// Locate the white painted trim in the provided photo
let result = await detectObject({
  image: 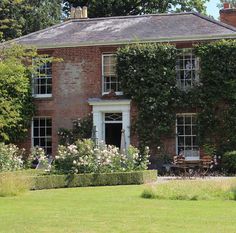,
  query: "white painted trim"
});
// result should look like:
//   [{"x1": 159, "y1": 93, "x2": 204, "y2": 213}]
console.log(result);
[
  {"x1": 102, "y1": 91, "x2": 124, "y2": 96},
  {"x1": 89, "y1": 100, "x2": 131, "y2": 148},
  {"x1": 88, "y1": 99, "x2": 131, "y2": 106},
  {"x1": 33, "y1": 94, "x2": 52, "y2": 98}
]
